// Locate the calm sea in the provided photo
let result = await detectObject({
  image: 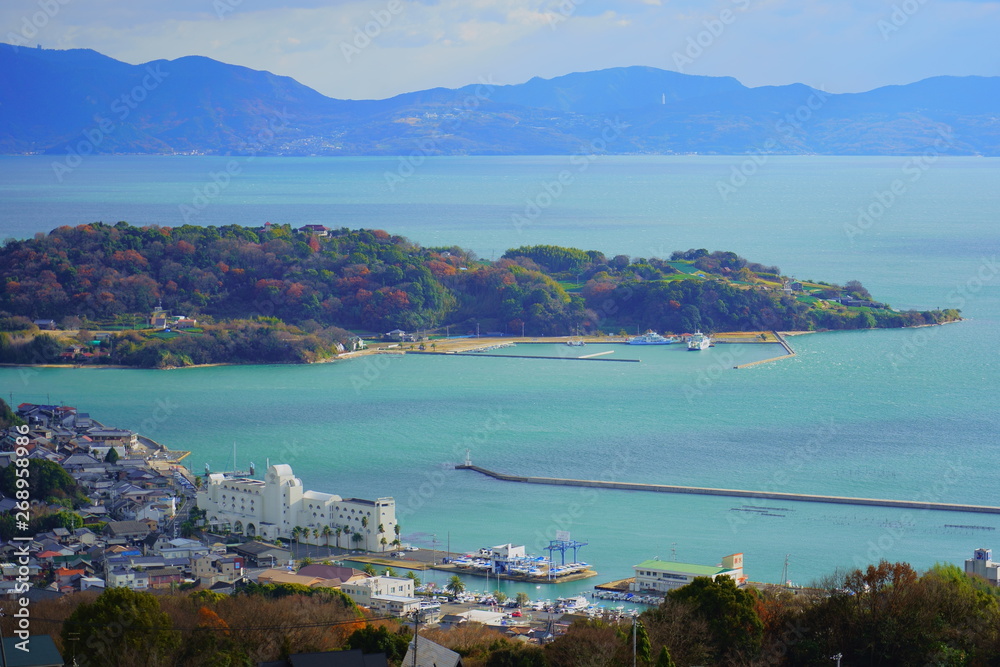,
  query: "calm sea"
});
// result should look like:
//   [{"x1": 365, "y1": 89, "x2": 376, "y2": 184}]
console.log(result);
[{"x1": 1, "y1": 155, "x2": 998, "y2": 597}]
